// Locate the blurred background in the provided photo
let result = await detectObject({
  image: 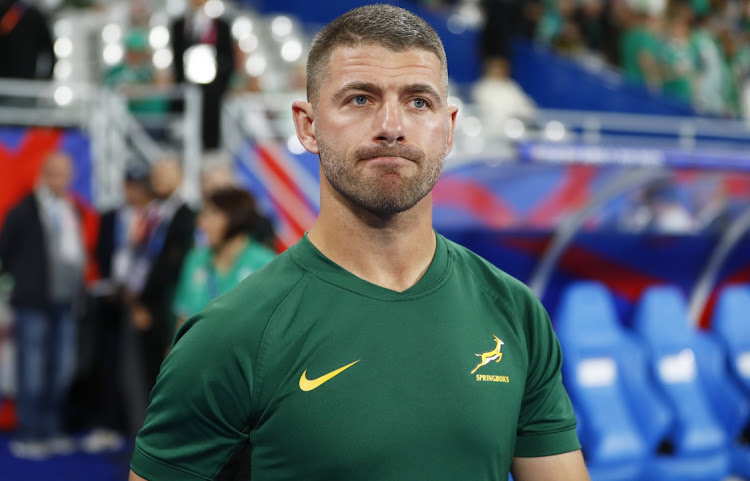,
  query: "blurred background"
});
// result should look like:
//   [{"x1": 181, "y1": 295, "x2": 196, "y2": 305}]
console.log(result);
[{"x1": 1, "y1": 0, "x2": 750, "y2": 480}]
